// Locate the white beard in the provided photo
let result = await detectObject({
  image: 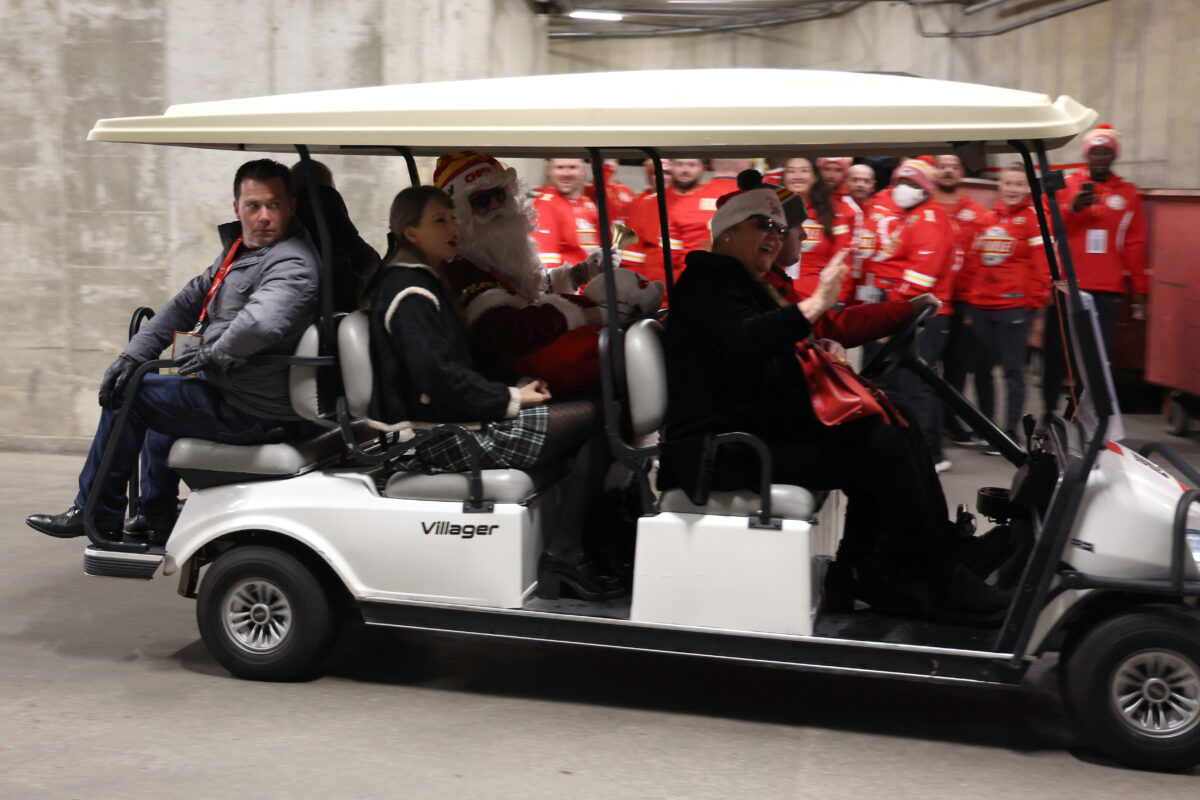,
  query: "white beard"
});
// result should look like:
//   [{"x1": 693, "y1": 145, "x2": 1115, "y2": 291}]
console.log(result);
[{"x1": 456, "y1": 186, "x2": 545, "y2": 304}]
